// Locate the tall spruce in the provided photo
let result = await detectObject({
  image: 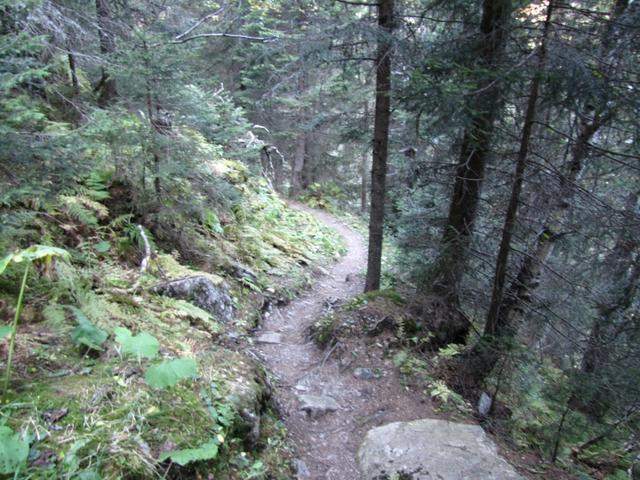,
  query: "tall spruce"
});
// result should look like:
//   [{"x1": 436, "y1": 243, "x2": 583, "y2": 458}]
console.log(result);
[{"x1": 364, "y1": 0, "x2": 394, "y2": 292}]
